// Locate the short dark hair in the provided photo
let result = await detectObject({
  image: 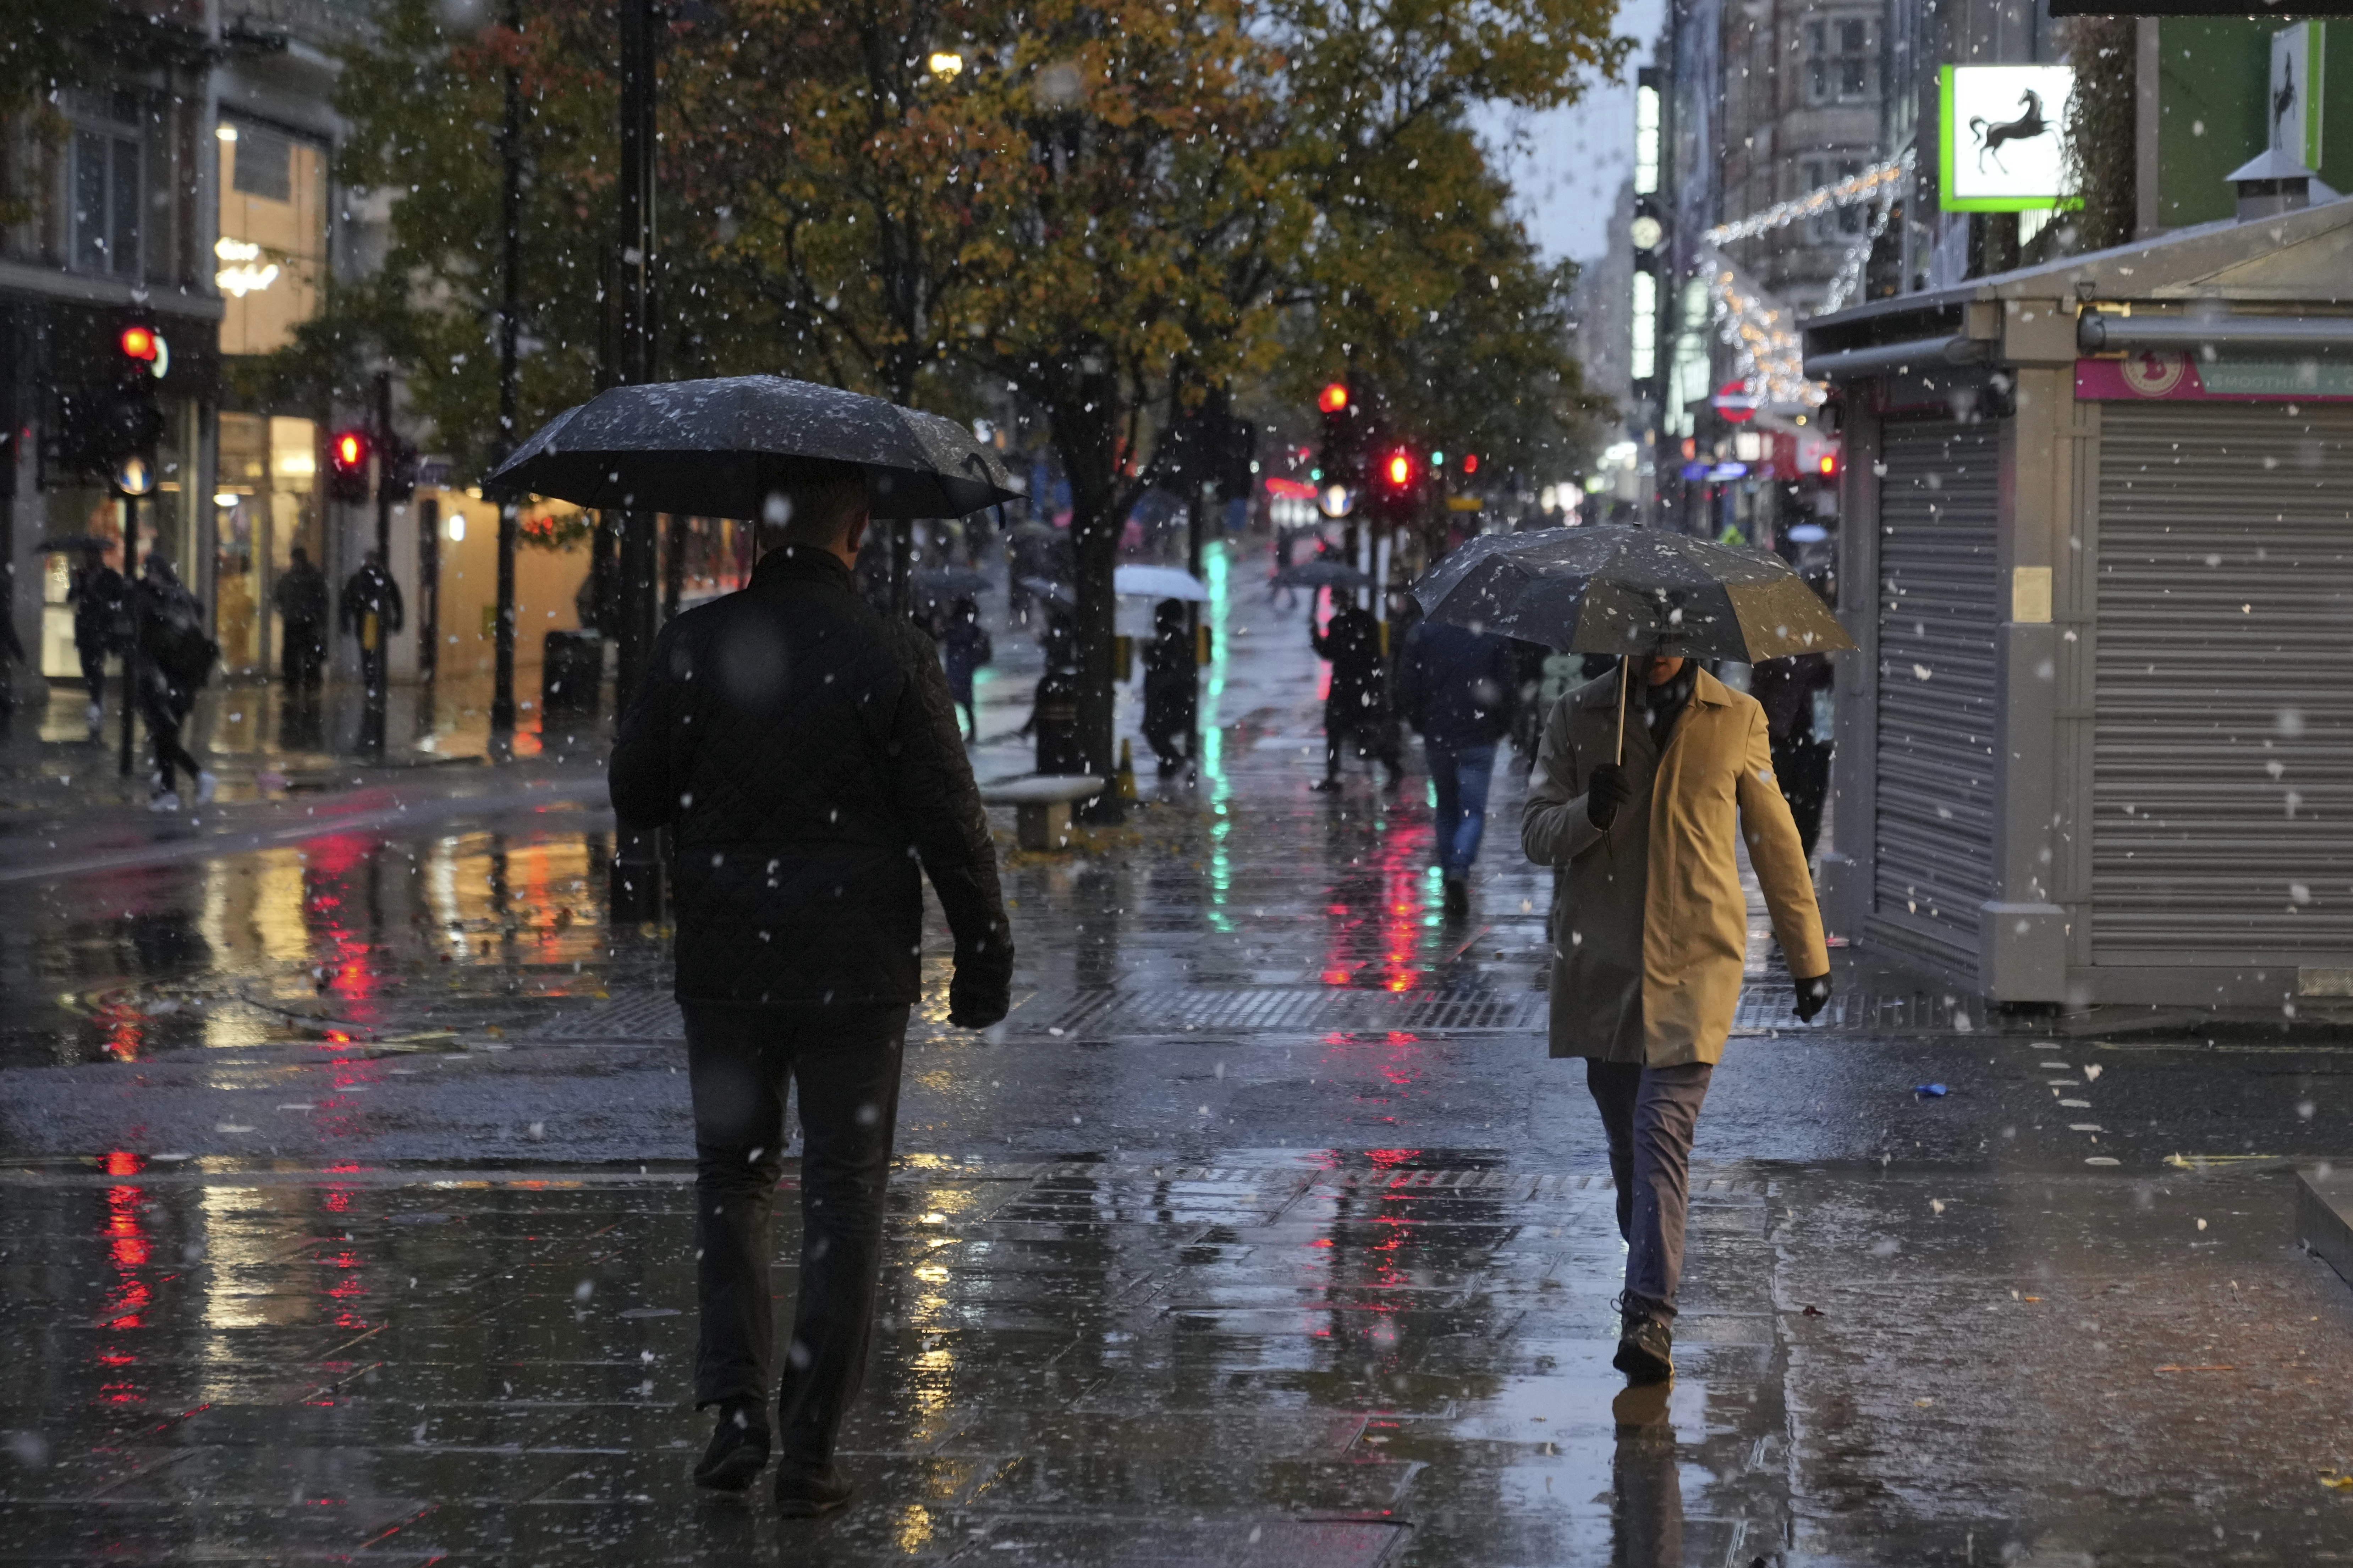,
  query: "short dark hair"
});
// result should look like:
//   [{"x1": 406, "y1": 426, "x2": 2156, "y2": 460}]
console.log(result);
[{"x1": 774, "y1": 461, "x2": 869, "y2": 548}]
